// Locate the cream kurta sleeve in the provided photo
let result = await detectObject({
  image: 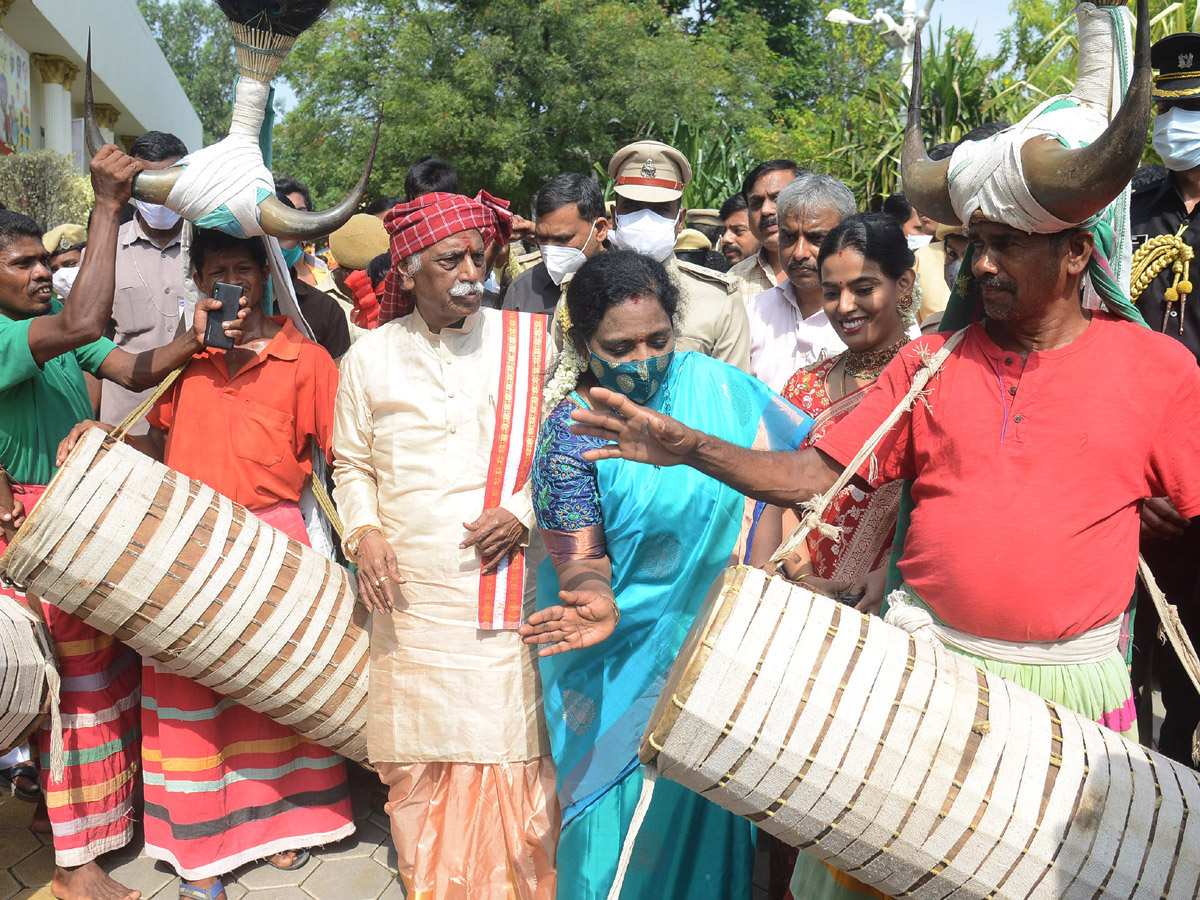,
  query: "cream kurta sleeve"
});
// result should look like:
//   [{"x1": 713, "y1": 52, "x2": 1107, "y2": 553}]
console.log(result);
[
  {"x1": 499, "y1": 479, "x2": 536, "y2": 534},
  {"x1": 331, "y1": 343, "x2": 382, "y2": 536}
]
